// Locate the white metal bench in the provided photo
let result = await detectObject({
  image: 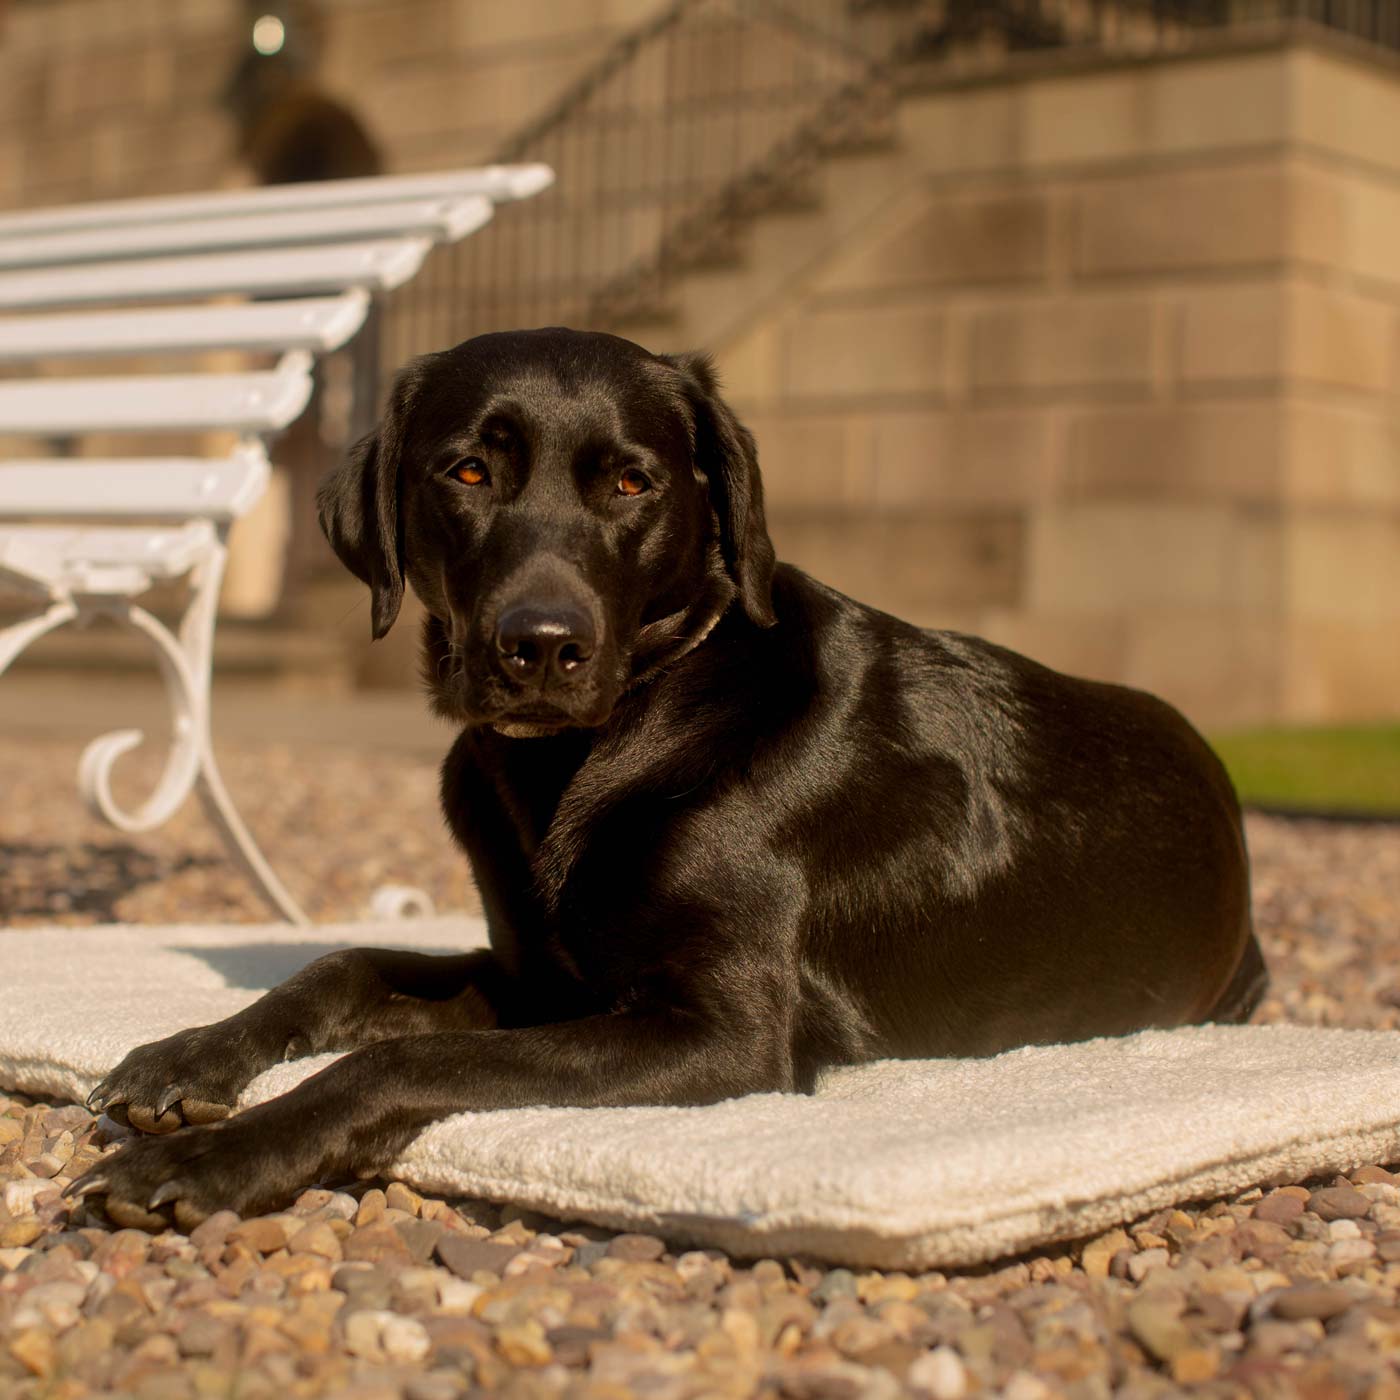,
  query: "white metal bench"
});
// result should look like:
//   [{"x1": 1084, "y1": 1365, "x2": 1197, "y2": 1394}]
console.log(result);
[{"x1": 0, "y1": 164, "x2": 551, "y2": 925}]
